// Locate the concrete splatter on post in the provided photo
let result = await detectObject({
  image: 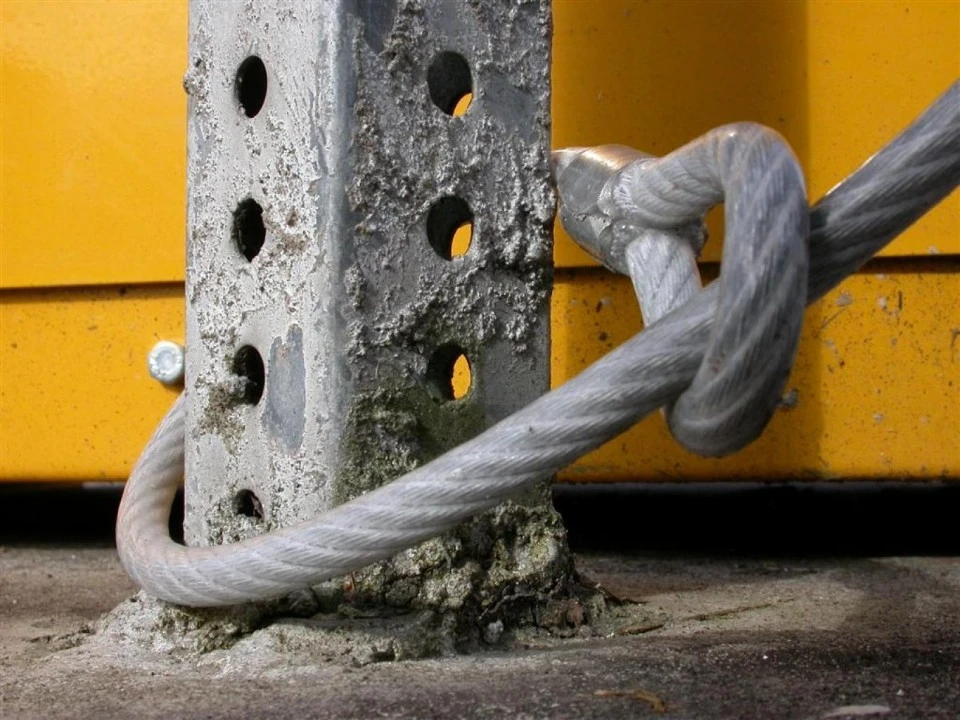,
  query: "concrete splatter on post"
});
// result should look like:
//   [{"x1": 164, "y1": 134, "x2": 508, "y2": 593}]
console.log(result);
[{"x1": 108, "y1": 0, "x2": 591, "y2": 658}]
